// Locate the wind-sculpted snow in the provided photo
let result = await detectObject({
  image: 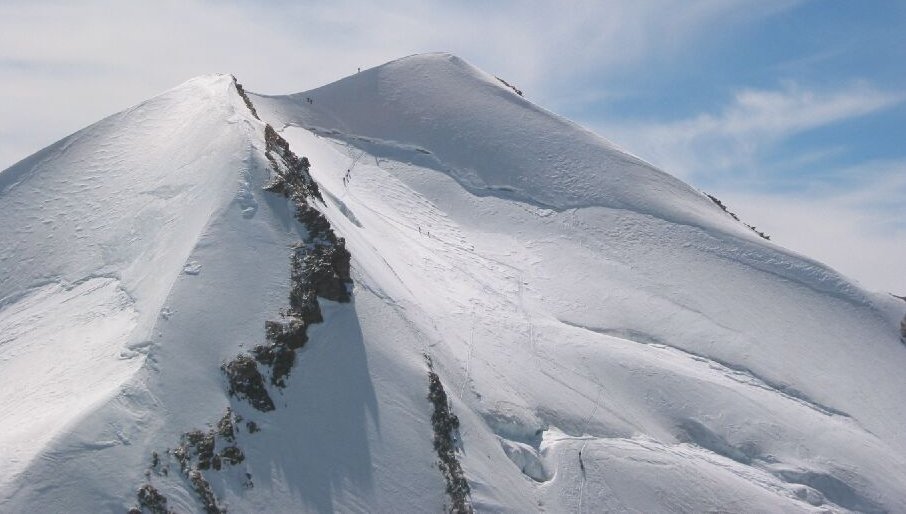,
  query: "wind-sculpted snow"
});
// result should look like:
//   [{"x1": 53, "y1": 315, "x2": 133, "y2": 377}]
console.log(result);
[
  {"x1": 0, "y1": 74, "x2": 249, "y2": 491},
  {"x1": 0, "y1": 277, "x2": 138, "y2": 487},
  {"x1": 250, "y1": 54, "x2": 754, "y2": 238},
  {"x1": 126, "y1": 81, "x2": 356, "y2": 513},
  {"x1": 2, "y1": 54, "x2": 906, "y2": 513},
  {"x1": 251, "y1": 53, "x2": 885, "y2": 311},
  {"x1": 253, "y1": 54, "x2": 906, "y2": 511}
]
